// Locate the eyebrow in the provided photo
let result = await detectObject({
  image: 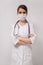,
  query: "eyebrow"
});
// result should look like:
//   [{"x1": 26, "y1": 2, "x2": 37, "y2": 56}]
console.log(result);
[{"x1": 19, "y1": 11, "x2": 26, "y2": 13}]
